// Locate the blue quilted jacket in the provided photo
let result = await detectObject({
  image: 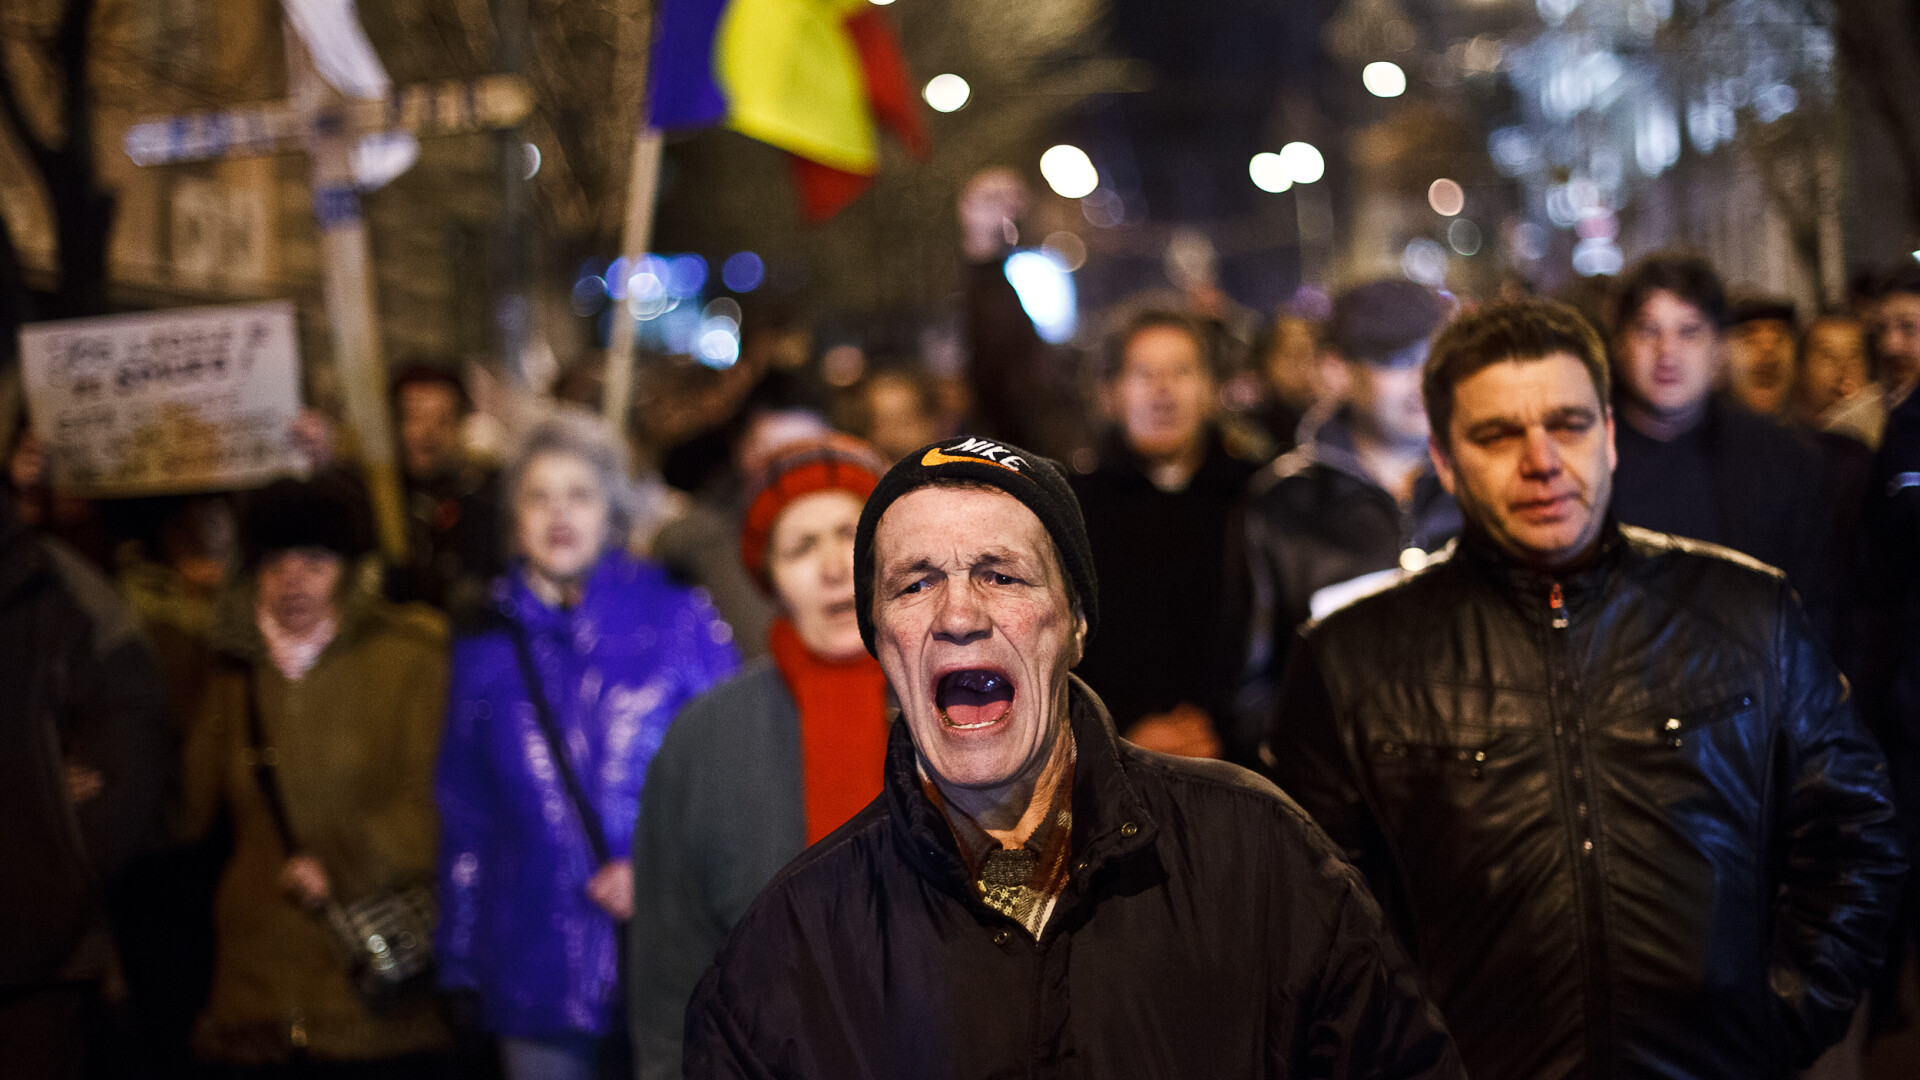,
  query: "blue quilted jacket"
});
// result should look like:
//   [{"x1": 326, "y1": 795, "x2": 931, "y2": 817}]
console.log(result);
[{"x1": 435, "y1": 550, "x2": 737, "y2": 1038}]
